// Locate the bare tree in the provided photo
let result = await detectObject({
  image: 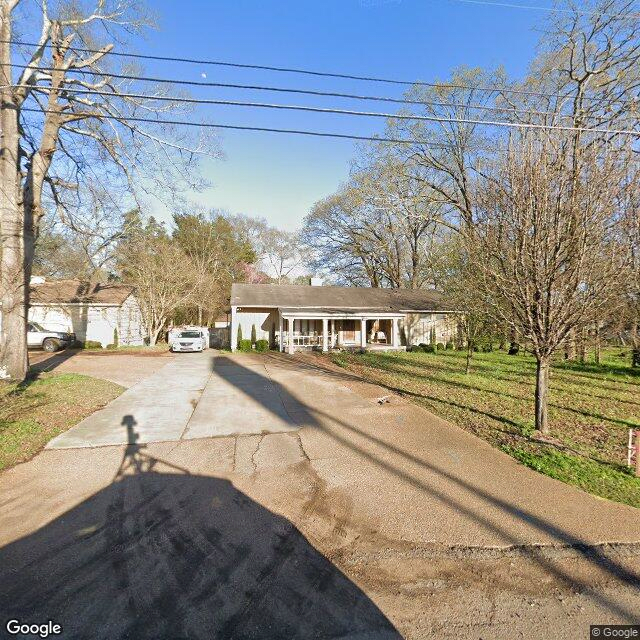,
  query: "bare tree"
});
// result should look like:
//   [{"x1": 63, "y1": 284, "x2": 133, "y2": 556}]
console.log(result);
[
  {"x1": 117, "y1": 216, "x2": 207, "y2": 345},
  {"x1": 259, "y1": 228, "x2": 303, "y2": 284},
  {"x1": 0, "y1": 0, "x2": 214, "y2": 379},
  {"x1": 471, "y1": 133, "x2": 627, "y2": 434},
  {"x1": 303, "y1": 157, "x2": 443, "y2": 288}
]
